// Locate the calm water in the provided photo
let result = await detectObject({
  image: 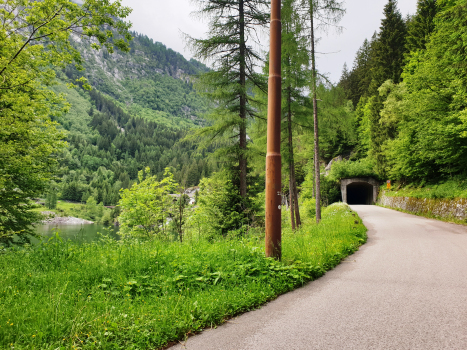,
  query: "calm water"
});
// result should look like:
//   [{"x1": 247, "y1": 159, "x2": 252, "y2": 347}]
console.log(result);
[{"x1": 34, "y1": 223, "x2": 119, "y2": 243}]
